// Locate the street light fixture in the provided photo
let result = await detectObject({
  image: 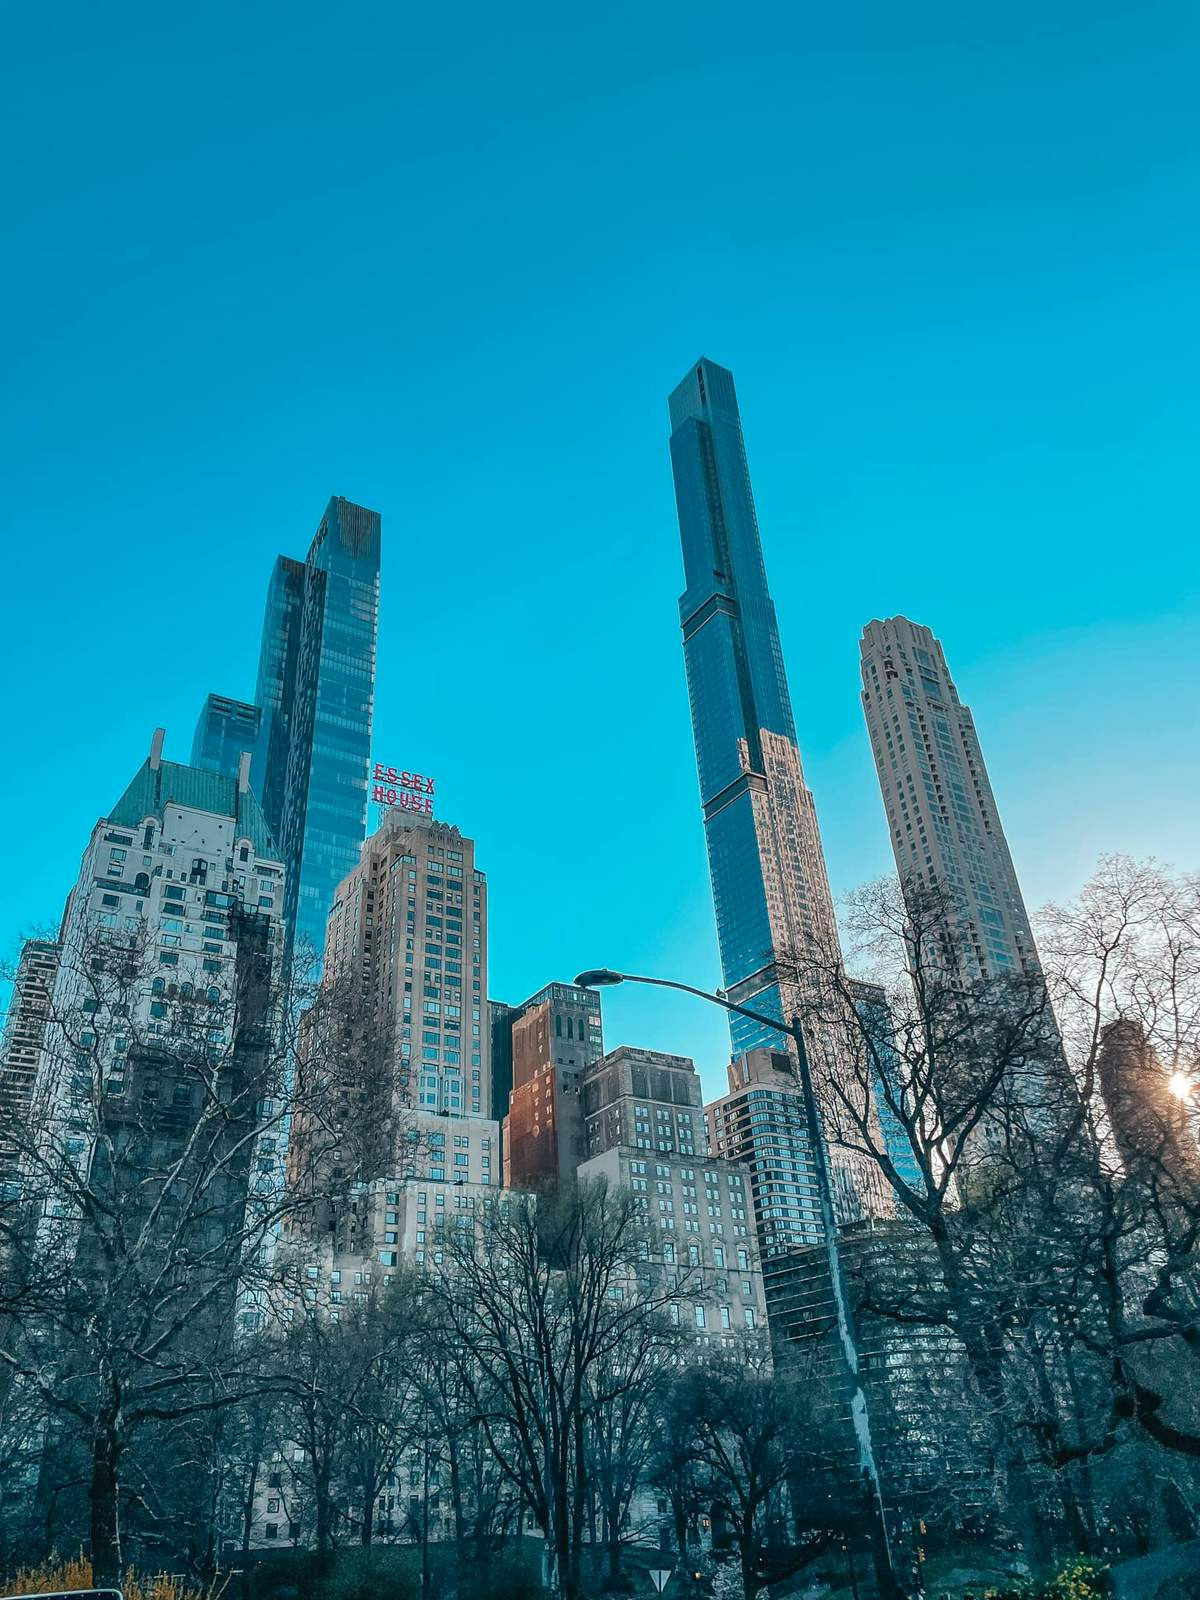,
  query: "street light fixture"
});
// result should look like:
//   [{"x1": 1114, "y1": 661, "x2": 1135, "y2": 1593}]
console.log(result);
[{"x1": 574, "y1": 966, "x2": 902, "y2": 1600}]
